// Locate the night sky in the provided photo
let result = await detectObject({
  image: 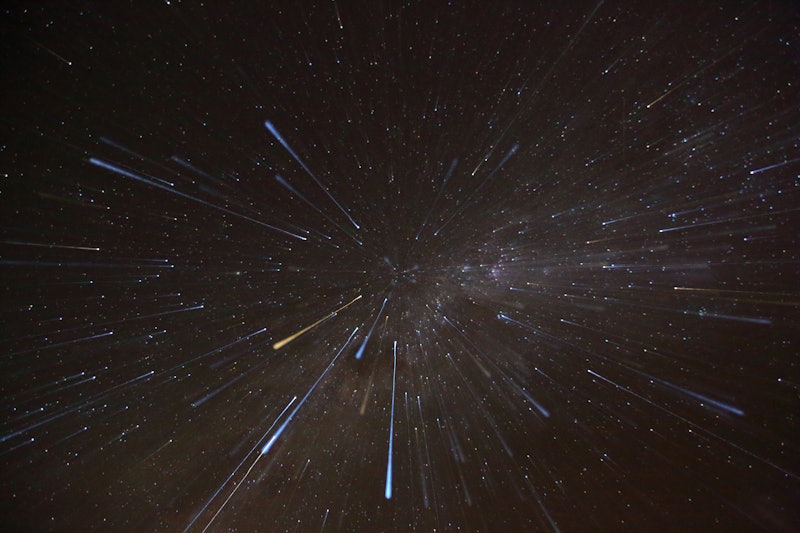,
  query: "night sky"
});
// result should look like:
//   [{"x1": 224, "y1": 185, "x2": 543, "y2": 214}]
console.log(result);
[{"x1": 2, "y1": 1, "x2": 799, "y2": 531}]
